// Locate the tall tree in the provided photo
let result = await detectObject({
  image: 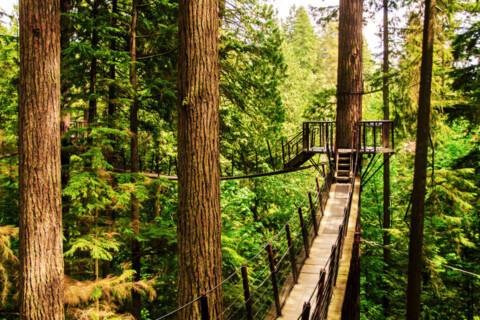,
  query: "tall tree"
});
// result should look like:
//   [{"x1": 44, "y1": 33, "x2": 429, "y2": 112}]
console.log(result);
[
  {"x1": 87, "y1": 0, "x2": 100, "y2": 123},
  {"x1": 19, "y1": 0, "x2": 64, "y2": 319},
  {"x1": 382, "y1": 0, "x2": 391, "y2": 316},
  {"x1": 406, "y1": 0, "x2": 436, "y2": 318},
  {"x1": 129, "y1": 0, "x2": 142, "y2": 317},
  {"x1": 177, "y1": 0, "x2": 223, "y2": 319},
  {"x1": 335, "y1": 0, "x2": 363, "y2": 149}
]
